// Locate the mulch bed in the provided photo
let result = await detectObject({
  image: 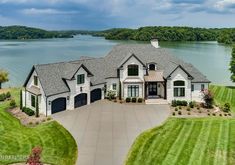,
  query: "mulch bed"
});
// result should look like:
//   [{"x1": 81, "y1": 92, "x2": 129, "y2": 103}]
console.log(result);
[
  {"x1": 171, "y1": 106, "x2": 232, "y2": 118},
  {"x1": 8, "y1": 108, "x2": 52, "y2": 126}
]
